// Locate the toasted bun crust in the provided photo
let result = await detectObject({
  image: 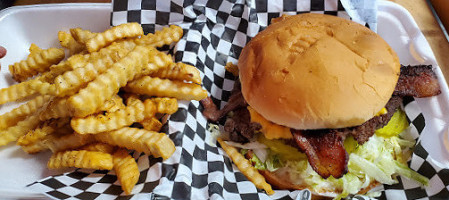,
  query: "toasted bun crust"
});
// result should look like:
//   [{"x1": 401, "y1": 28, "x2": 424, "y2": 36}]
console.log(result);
[
  {"x1": 238, "y1": 13, "x2": 400, "y2": 129},
  {"x1": 260, "y1": 169, "x2": 380, "y2": 199}
]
